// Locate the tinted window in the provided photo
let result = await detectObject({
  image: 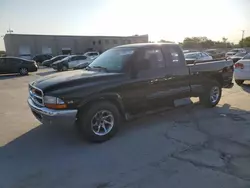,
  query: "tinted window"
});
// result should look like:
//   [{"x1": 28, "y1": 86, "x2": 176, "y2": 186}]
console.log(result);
[
  {"x1": 113, "y1": 40, "x2": 117, "y2": 44},
  {"x1": 7, "y1": 58, "x2": 21, "y2": 65},
  {"x1": 142, "y1": 49, "x2": 165, "y2": 69},
  {"x1": 168, "y1": 48, "x2": 180, "y2": 64}
]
